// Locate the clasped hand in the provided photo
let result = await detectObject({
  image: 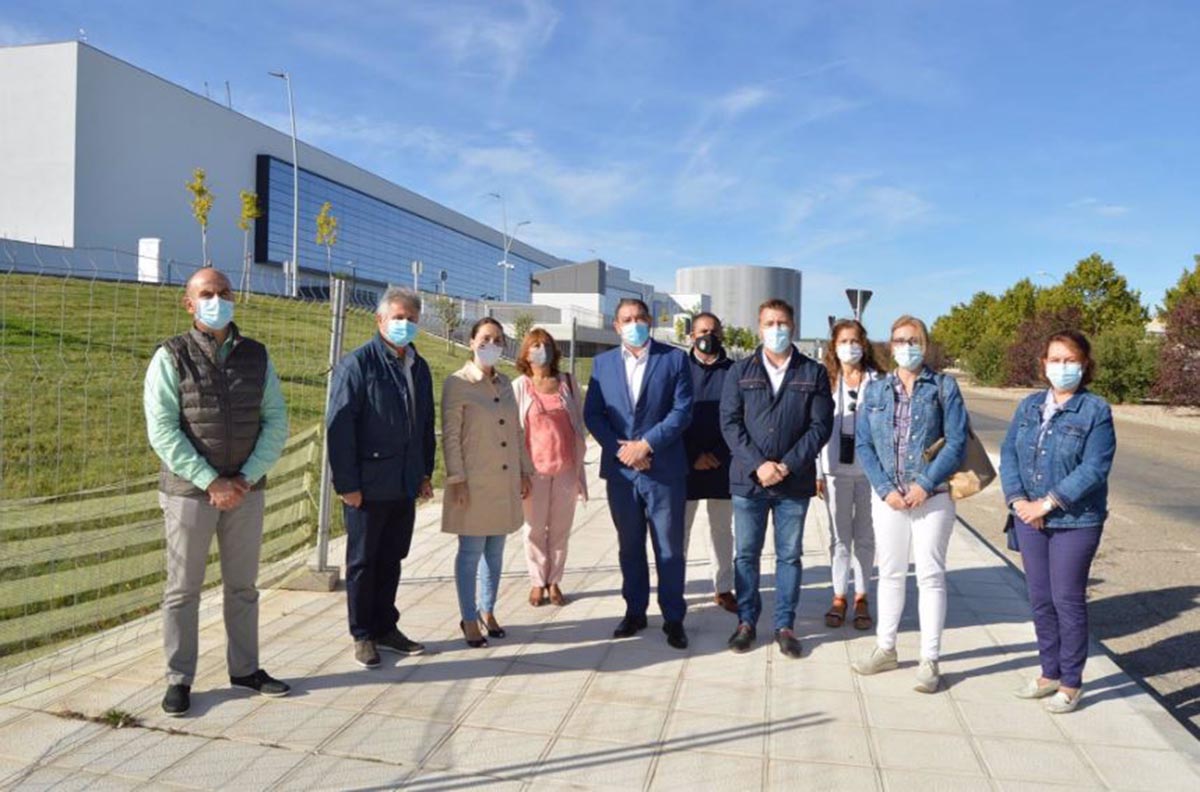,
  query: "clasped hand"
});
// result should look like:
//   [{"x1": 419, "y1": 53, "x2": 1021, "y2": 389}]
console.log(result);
[
  {"x1": 207, "y1": 475, "x2": 250, "y2": 511},
  {"x1": 755, "y1": 461, "x2": 787, "y2": 488},
  {"x1": 618, "y1": 439, "x2": 653, "y2": 471}
]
